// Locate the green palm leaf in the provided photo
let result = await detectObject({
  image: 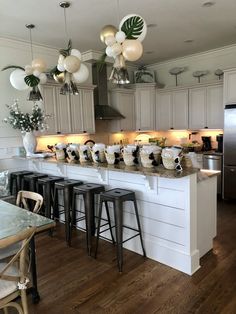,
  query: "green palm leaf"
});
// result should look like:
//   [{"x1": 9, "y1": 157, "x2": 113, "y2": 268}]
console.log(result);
[
  {"x1": 1, "y1": 65, "x2": 25, "y2": 71},
  {"x1": 24, "y1": 75, "x2": 40, "y2": 87},
  {"x1": 121, "y1": 16, "x2": 144, "y2": 39}
]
